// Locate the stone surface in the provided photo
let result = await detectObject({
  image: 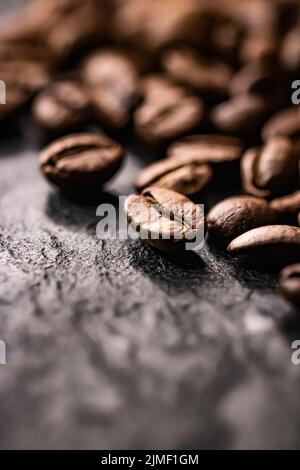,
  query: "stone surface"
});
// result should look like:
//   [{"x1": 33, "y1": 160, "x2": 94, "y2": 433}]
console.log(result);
[{"x1": 0, "y1": 0, "x2": 300, "y2": 451}]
